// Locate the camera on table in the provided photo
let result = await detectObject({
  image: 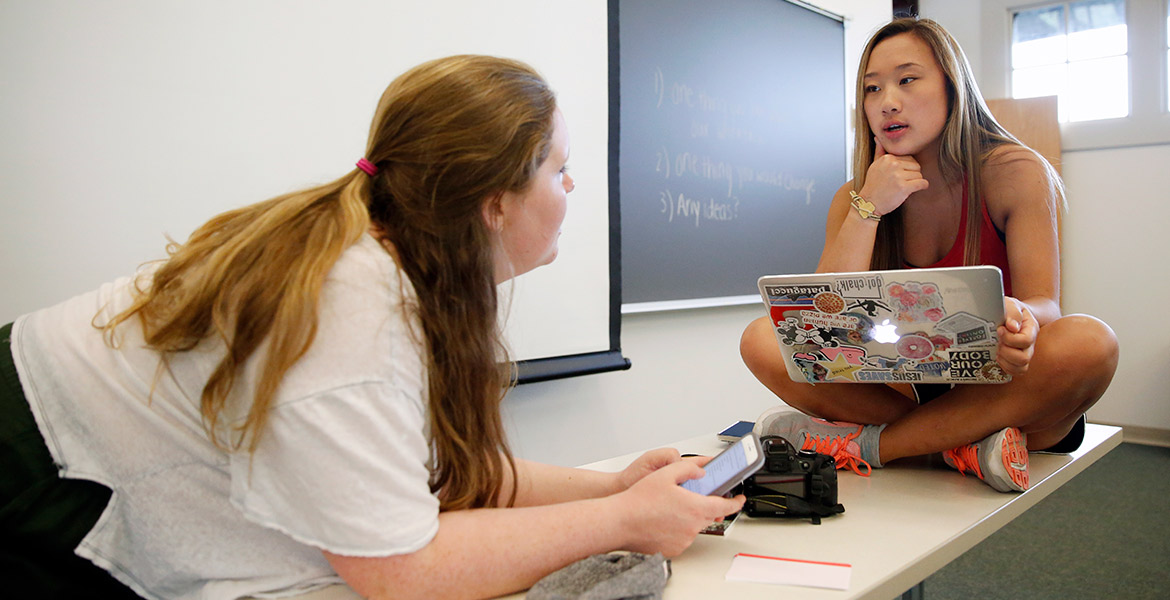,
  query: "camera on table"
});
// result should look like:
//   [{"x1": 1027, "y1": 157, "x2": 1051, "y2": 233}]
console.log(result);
[{"x1": 741, "y1": 435, "x2": 844, "y2": 524}]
